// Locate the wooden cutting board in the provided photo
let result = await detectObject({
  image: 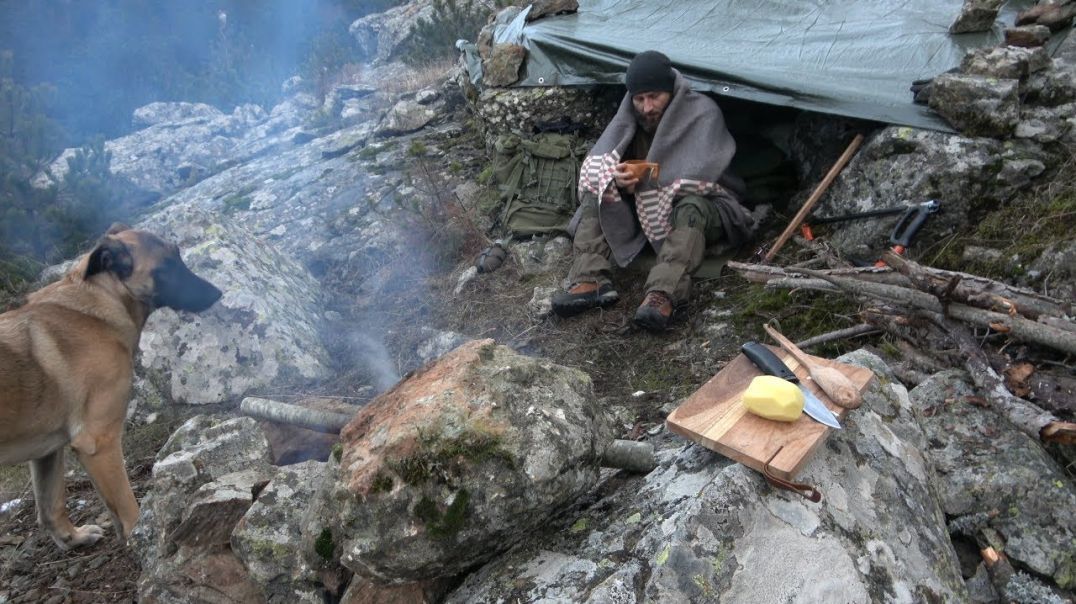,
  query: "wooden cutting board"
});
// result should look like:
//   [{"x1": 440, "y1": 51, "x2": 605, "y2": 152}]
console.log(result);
[{"x1": 666, "y1": 345, "x2": 876, "y2": 481}]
